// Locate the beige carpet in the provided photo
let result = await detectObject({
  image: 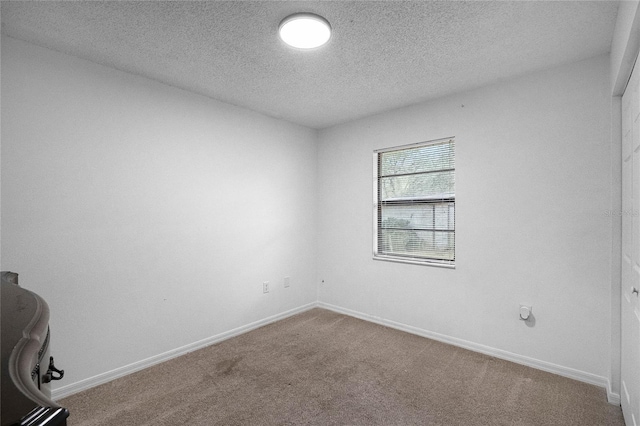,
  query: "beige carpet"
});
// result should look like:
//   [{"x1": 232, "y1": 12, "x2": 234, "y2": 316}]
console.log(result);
[{"x1": 60, "y1": 308, "x2": 624, "y2": 425}]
